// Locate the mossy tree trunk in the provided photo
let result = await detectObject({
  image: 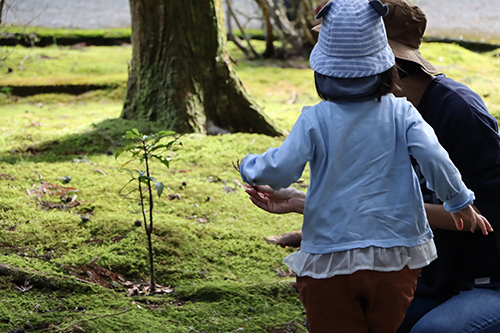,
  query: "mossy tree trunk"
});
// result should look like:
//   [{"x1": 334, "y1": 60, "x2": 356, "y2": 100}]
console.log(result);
[{"x1": 122, "y1": 0, "x2": 282, "y2": 136}]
